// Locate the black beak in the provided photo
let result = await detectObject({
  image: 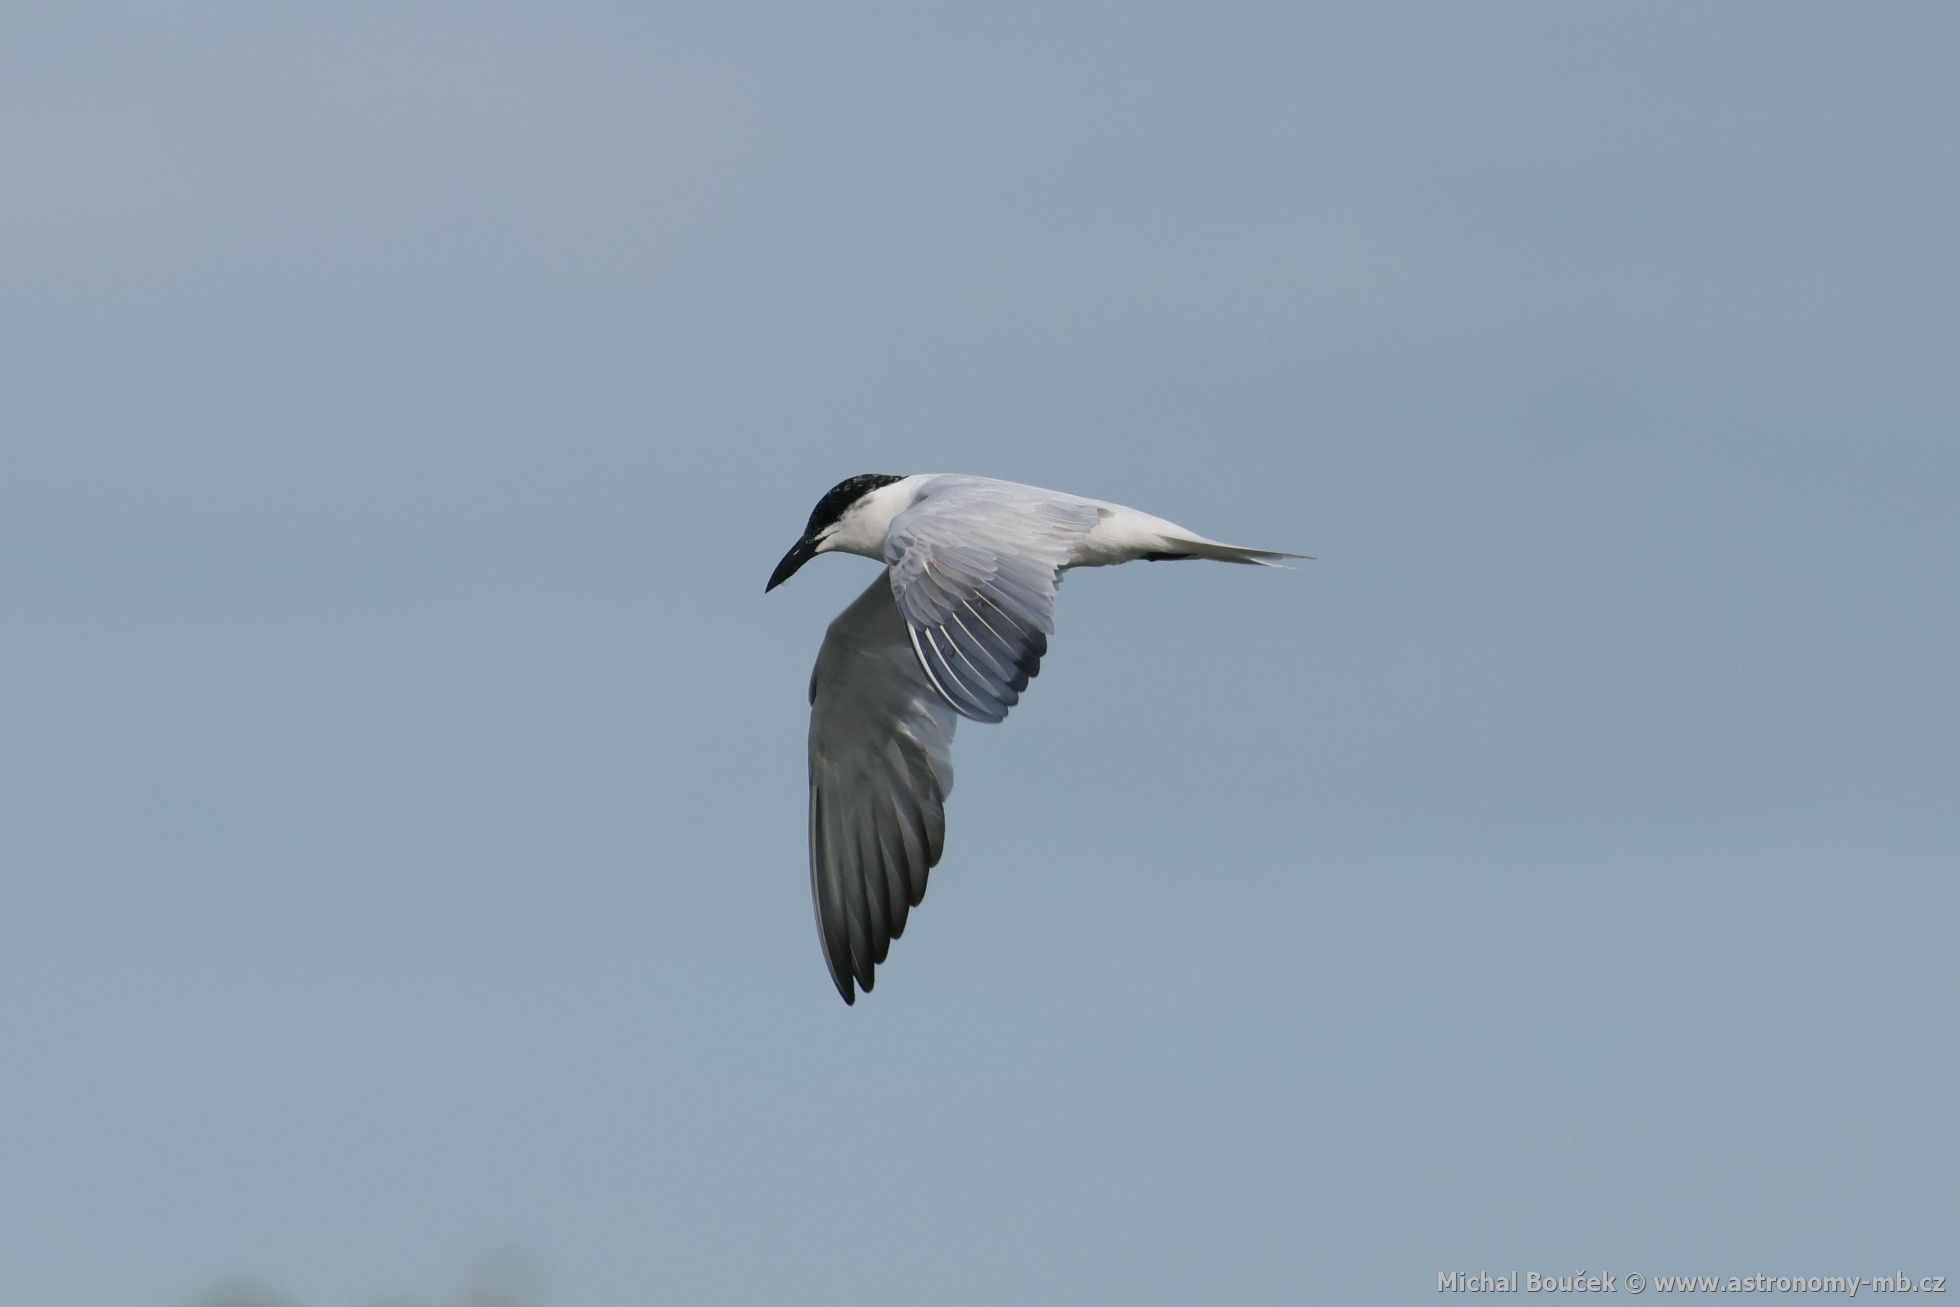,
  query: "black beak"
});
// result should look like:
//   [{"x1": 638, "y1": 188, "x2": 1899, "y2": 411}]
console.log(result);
[{"x1": 766, "y1": 536, "x2": 818, "y2": 592}]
